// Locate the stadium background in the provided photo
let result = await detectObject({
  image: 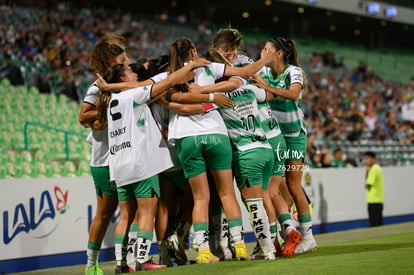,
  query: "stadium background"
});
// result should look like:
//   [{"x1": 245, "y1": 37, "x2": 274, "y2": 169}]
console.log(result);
[
  {"x1": 1, "y1": 0, "x2": 413, "y2": 178},
  {"x1": 1, "y1": 0, "x2": 414, "y2": 273}
]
